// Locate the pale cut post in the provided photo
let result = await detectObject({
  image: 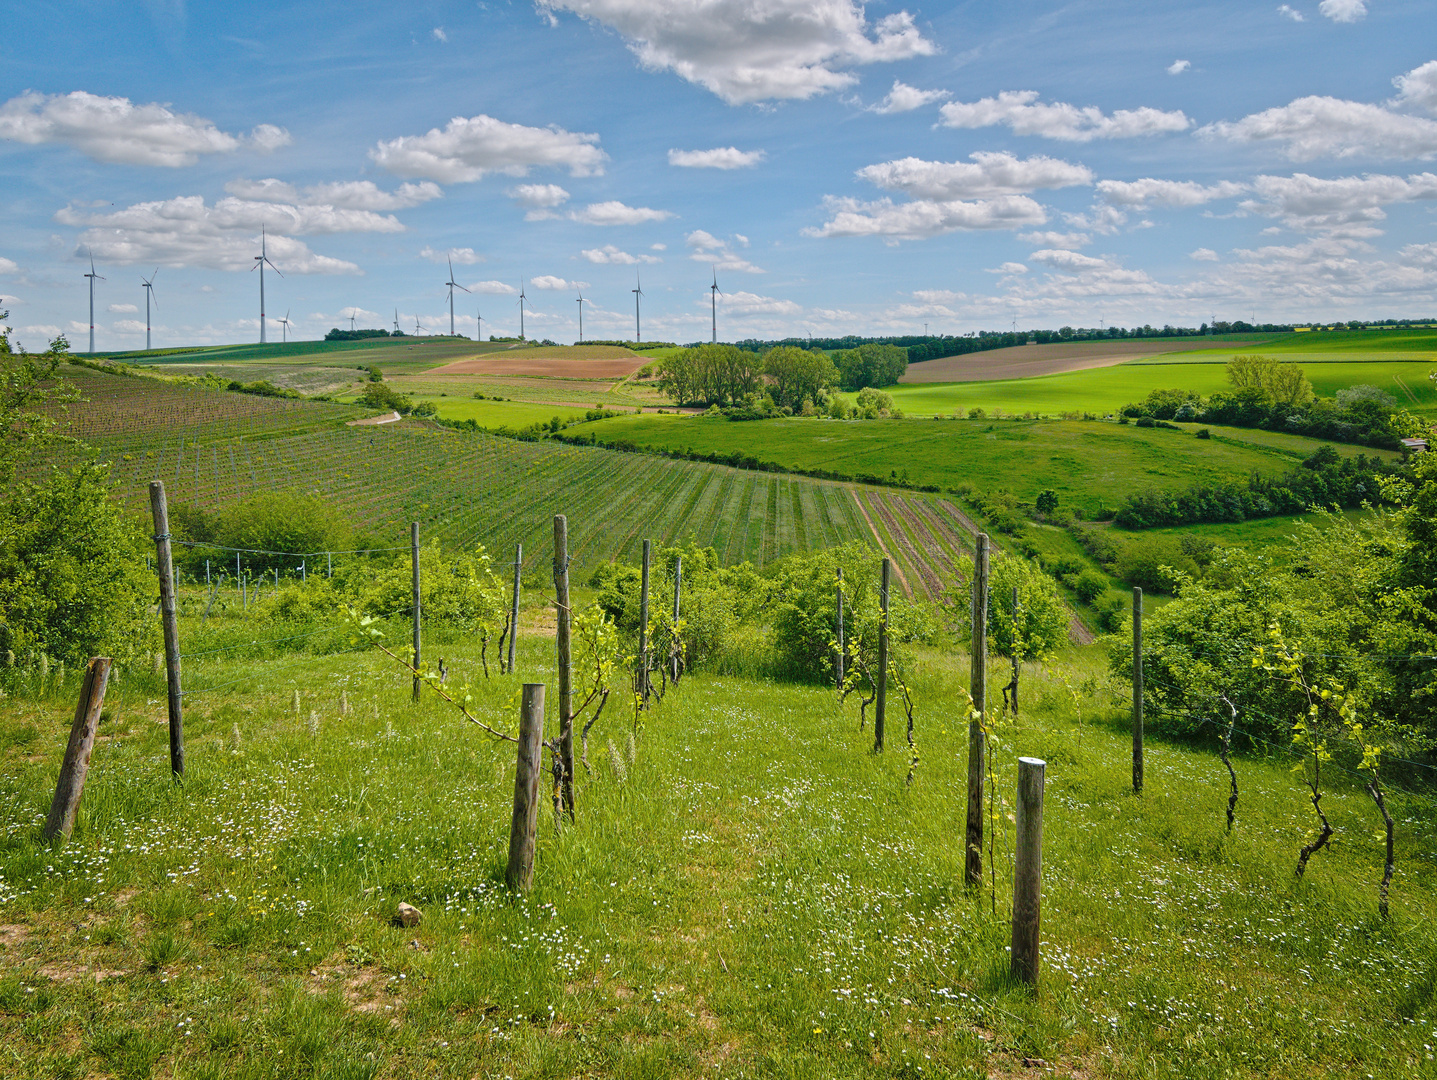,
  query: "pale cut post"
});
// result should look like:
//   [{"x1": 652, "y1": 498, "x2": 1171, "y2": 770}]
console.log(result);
[
  {"x1": 507, "y1": 543, "x2": 522, "y2": 675},
  {"x1": 835, "y1": 566, "x2": 845, "y2": 690},
  {"x1": 1132, "y1": 587, "x2": 1144, "y2": 794},
  {"x1": 554, "y1": 515, "x2": 574, "y2": 818},
  {"x1": 637, "y1": 539, "x2": 651, "y2": 700},
  {"x1": 42, "y1": 657, "x2": 112, "y2": 841},
  {"x1": 671, "y1": 555, "x2": 683, "y2": 683},
  {"x1": 505, "y1": 683, "x2": 546, "y2": 891},
  {"x1": 1010, "y1": 756, "x2": 1046, "y2": 987},
  {"x1": 411, "y1": 523, "x2": 422, "y2": 703},
  {"x1": 967, "y1": 533, "x2": 990, "y2": 889},
  {"x1": 875, "y1": 558, "x2": 889, "y2": 752},
  {"x1": 148, "y1": 481, "x2": 184, "y2": 778}
]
